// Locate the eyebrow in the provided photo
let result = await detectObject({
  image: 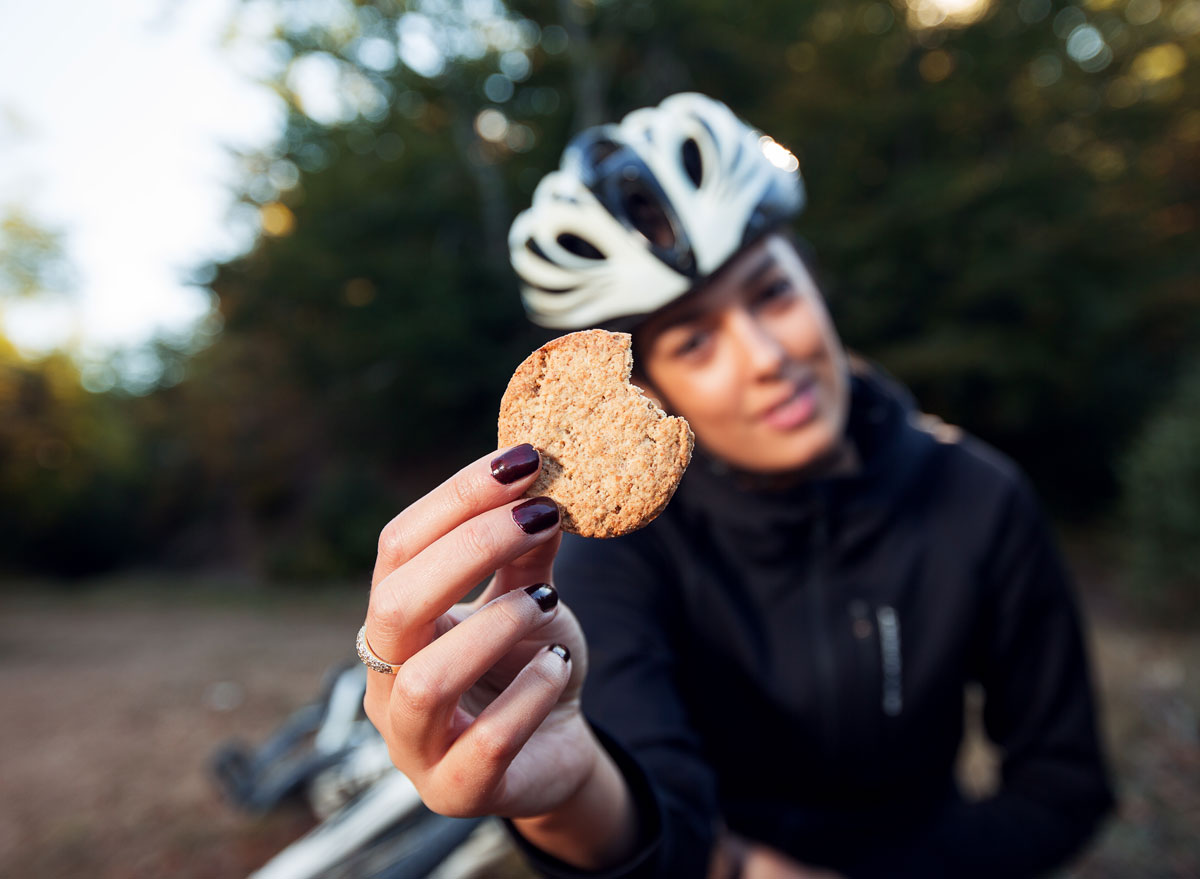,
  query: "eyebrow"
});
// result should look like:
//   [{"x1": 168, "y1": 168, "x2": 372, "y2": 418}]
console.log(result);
[
  {"x1": 652, "y1": 252, "x2": 780, "y2": 333},
  {"x1": 741, "y1": 253, "x2": 776, "y2": 287},
  {"x1": 654, "y1": 302, "x2": 707, "y2": 333}
]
